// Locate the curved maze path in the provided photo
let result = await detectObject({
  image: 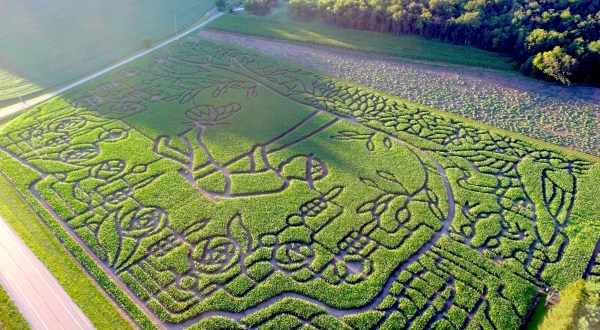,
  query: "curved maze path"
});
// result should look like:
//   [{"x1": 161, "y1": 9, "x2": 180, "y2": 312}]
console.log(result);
[{"x1": 0, "y1": 37, "x2": 598, "y2": 329}]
